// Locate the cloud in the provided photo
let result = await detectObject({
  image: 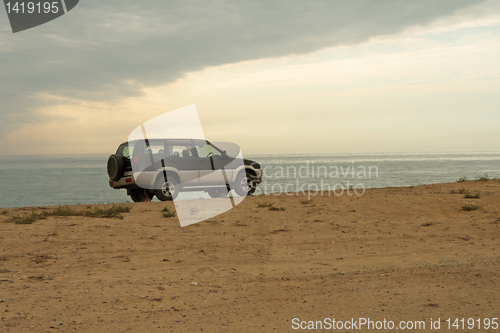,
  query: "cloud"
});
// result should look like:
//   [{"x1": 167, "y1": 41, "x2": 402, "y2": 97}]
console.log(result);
[{"x1": 0, "y1": 0, "x2": 489, "y2": 136}]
